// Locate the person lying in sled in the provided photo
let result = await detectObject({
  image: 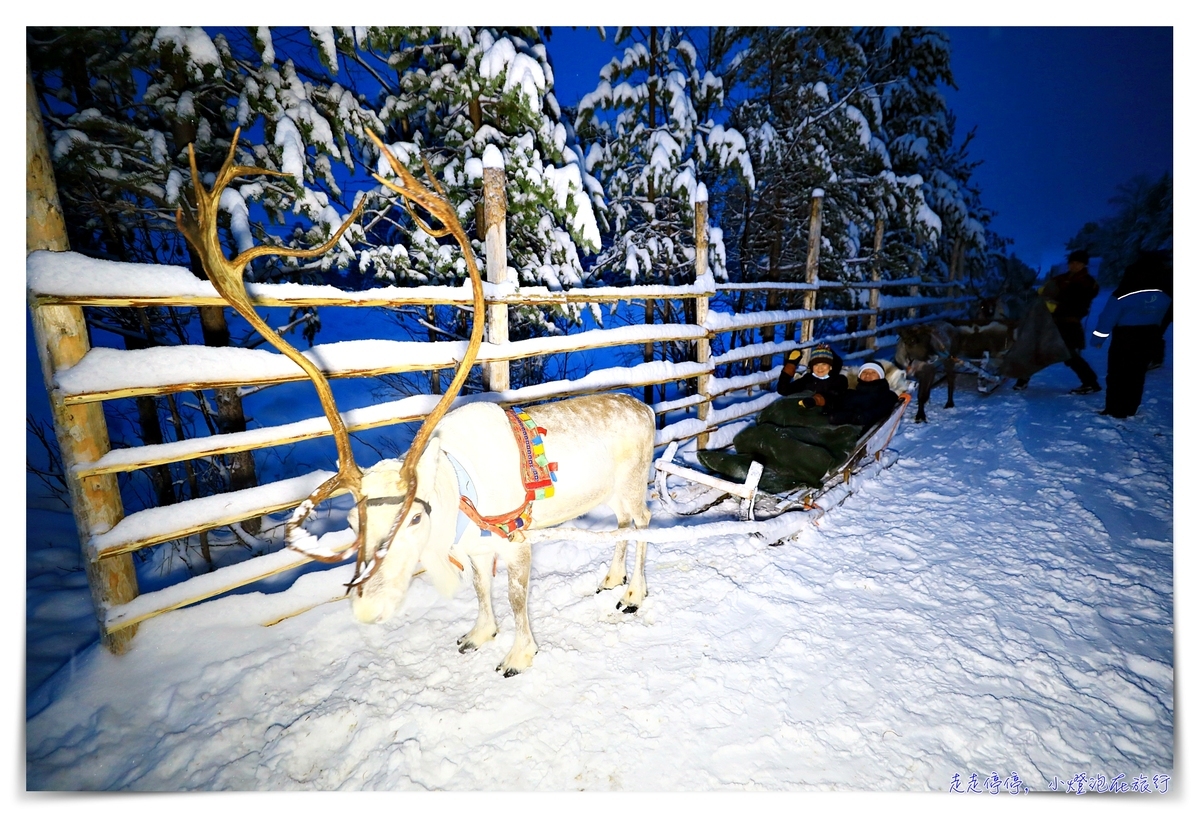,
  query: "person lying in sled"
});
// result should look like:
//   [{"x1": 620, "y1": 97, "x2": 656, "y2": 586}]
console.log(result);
[
  {"x1": 697, "y1": 361, "x2": 901, "y2": 493},
  {"x1": 794, "y1": 360, "x2": 899, "y2": 428},
  {"x1": 776, "y1": 342, "x2": 849, "y2": 404}
]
